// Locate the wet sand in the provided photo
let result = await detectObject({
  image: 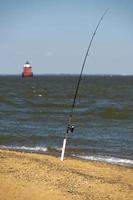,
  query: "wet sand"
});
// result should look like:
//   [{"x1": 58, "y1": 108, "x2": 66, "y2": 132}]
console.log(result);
[{"x1": 0, "y1": 149, "x2": 133, "y2": 200}]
